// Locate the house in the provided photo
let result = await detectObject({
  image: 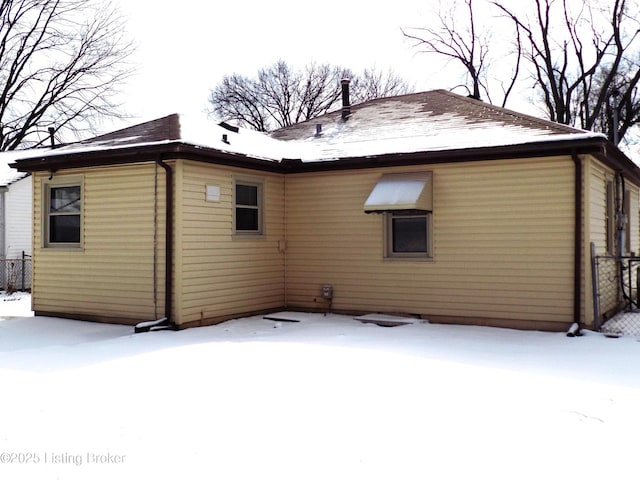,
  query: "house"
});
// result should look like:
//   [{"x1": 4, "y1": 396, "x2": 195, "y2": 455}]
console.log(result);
[
  {"x1": 10, "y1": 87, "x2": 640, "y2": 331},
  {"x1": 0, "y1": 152, "x2": 32, "y2": 291}
]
